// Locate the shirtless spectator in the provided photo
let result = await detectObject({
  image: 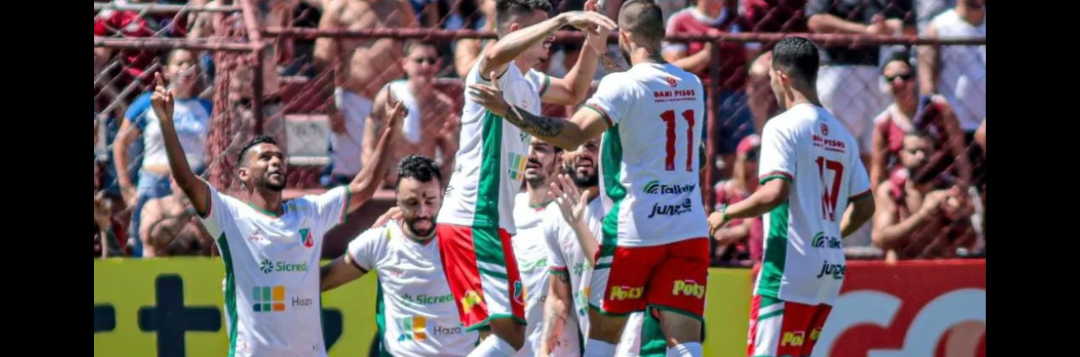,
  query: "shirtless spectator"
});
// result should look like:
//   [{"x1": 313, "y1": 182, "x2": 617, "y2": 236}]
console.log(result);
[
  {"x1": 872, "y1": 130, "x2": 976, "y2": 261},
  {"x1": 362, "y1": 41, "x2": 459, "y2": 185},
  {"x1": 315, "y1": 0, "x2": 417, "y2": 186}
]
